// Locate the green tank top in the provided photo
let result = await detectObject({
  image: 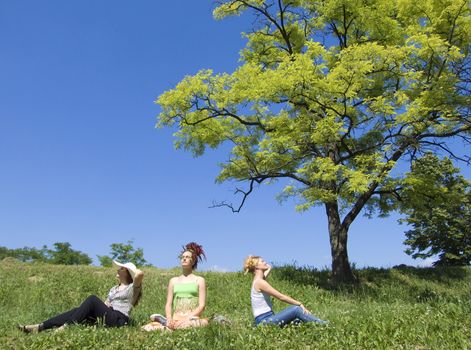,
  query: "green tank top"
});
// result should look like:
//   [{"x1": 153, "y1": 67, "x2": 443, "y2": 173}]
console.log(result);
[{"x1": 173, "y1": 282, "x2": 199, "y2": 312}]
